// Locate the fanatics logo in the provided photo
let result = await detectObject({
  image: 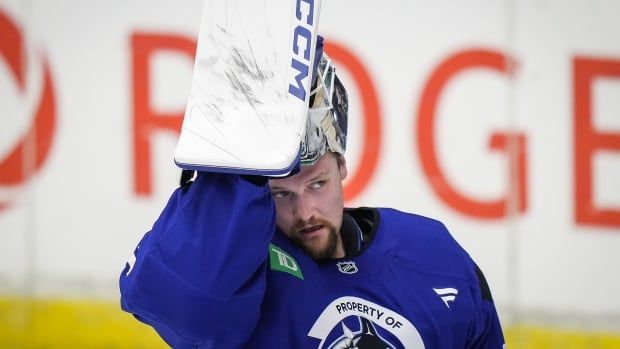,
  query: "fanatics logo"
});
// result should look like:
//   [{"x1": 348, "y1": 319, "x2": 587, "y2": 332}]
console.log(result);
[
  {"x1": 337, "y1": 261, "x2": 358, "y2": 274},
  {"x1": 433, "y1": 287, "x2": 459, "y2": 308}
]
